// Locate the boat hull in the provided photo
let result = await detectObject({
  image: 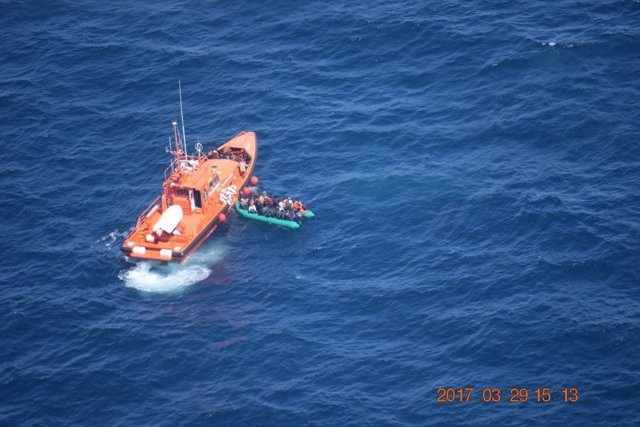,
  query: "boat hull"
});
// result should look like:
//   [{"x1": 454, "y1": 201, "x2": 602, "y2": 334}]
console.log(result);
[
  {"x1": 235, "y1": 201, "x2": 314, "y2": 229},
  {"x1": 121, "y1": 131, "x2": 257, "y2": 263}
]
